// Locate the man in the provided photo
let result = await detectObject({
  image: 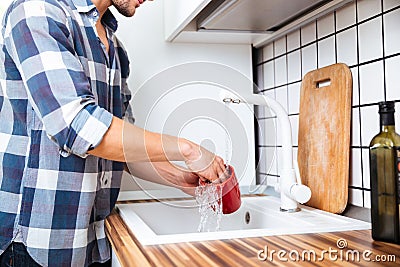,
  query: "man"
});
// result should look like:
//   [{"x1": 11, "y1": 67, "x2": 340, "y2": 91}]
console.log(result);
[{"x1": 0, "y1": 0, "x2": 226, "y2": 266}]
